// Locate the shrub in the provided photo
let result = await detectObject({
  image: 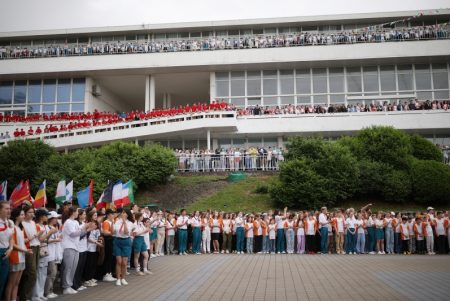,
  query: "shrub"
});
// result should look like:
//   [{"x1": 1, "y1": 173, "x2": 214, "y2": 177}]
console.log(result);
[
  {"x1": 409, "y1": 134, "x2": 443, "y2": 162},
  {"x1": 410, "y1": 159, "x2": 450, "y2": 205},
  {"x1": 254, "y1": 183, "x2": 269, "y2": 194}
]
